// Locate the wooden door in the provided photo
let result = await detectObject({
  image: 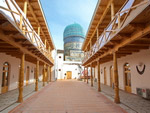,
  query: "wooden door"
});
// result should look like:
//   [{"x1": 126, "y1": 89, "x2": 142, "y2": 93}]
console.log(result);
[
  {"x1": 26, "y1": 66, "x2": 30, "y2": 85},
  {"x1": 104, "y1": 67, "x2": 107, "y2": 85},
  {"x1": 110, "y1": 66, "x2": 114, "y2": 87},
  {"x1": 1, "y1": 62, "x2": 9, "y2": 93},
  {"x1": 67, "y1": 71, "x2": 72, "y2": 79},
  {"x1": 124, "y1": 63, "x2": 131, "y2": 93}
]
